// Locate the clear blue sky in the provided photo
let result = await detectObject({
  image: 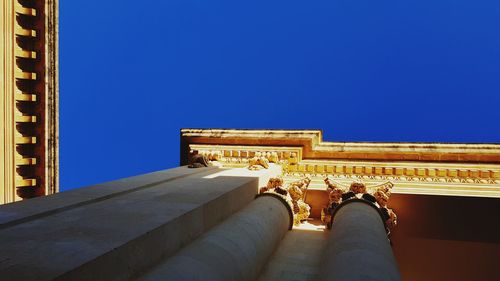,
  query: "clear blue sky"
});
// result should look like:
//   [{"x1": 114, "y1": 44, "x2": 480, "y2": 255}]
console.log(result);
[{"x1": 60, "y1": 0, "x2": 500, "y2": 191}]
